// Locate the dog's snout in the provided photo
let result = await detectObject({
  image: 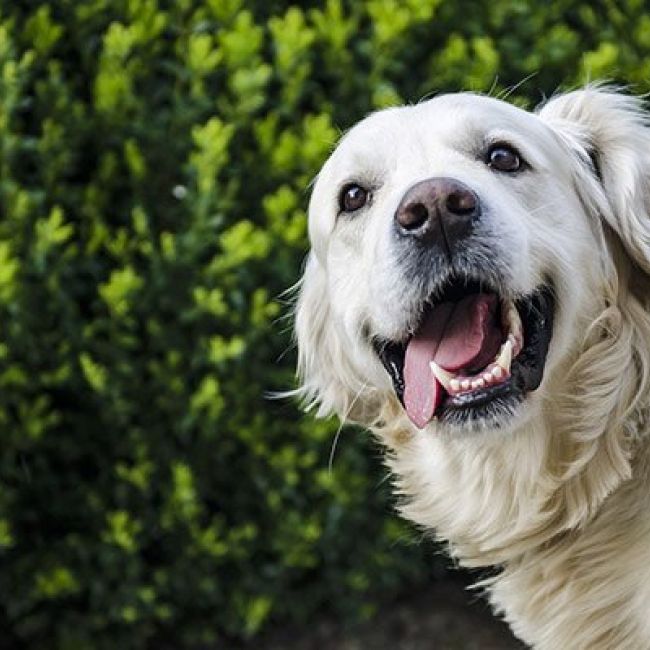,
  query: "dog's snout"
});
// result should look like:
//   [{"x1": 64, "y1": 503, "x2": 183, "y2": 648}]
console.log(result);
[{"x1": 394, "y1": 177, "x2": 480, "y2": 248}]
